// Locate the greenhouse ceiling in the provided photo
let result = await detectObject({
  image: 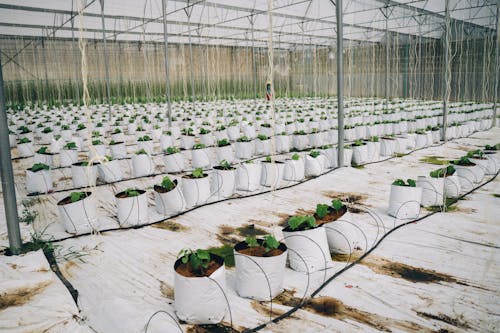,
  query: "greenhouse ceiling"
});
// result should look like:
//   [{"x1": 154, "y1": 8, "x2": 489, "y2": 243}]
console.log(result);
[{"x1": 0, "y1": 0, "x2": 497, "y2": 48}]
